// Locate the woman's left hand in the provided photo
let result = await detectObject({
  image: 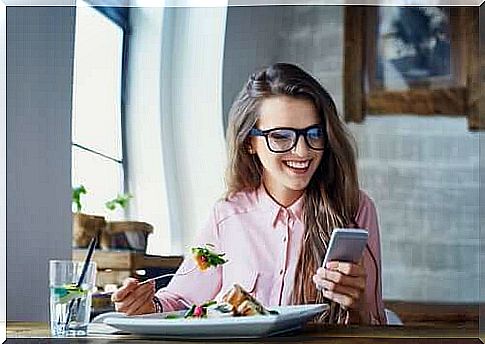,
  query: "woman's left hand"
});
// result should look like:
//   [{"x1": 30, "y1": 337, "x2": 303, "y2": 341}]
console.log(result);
[{"x1": 312, "y1": 260, "x2": 366, "y2": 310}]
